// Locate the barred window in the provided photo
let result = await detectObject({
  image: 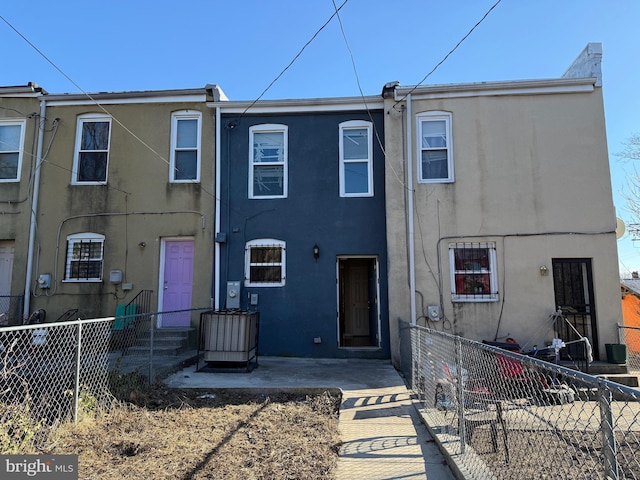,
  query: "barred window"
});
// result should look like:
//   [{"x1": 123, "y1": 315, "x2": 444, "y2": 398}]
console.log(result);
[
  {"x1": 65, "y1": 233, "x2": 104, "y2": 282},
  {"x1": 245, "y1": 239, "x2": 285, "y2": 287},
  {"x1": 449, "y1": 242, "x2": 498, "y2": 302}
]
